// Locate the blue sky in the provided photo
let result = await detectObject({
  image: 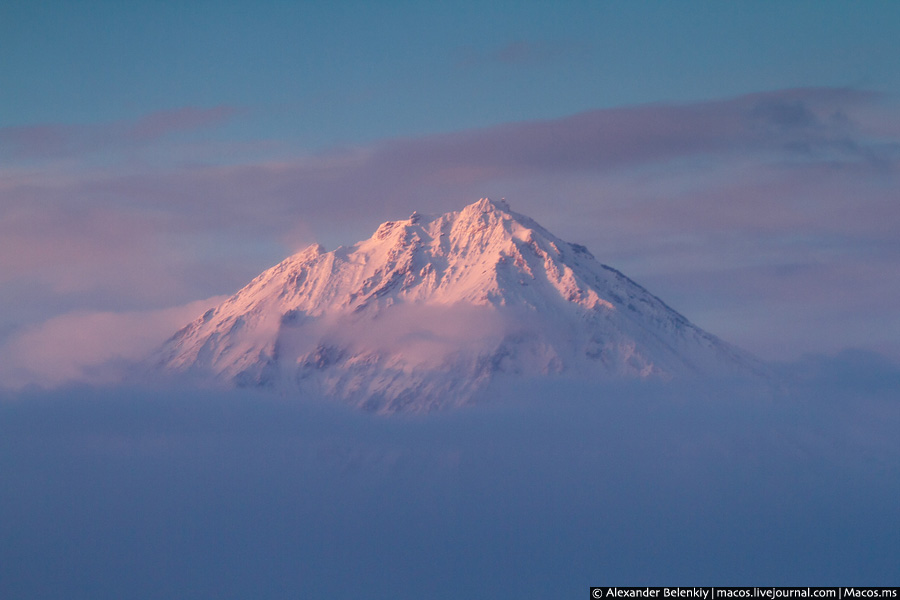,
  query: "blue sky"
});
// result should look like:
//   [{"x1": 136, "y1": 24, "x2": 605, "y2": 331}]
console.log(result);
[{"x1": 2, "y1": 1, "x2": 900, "y2": 384}]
